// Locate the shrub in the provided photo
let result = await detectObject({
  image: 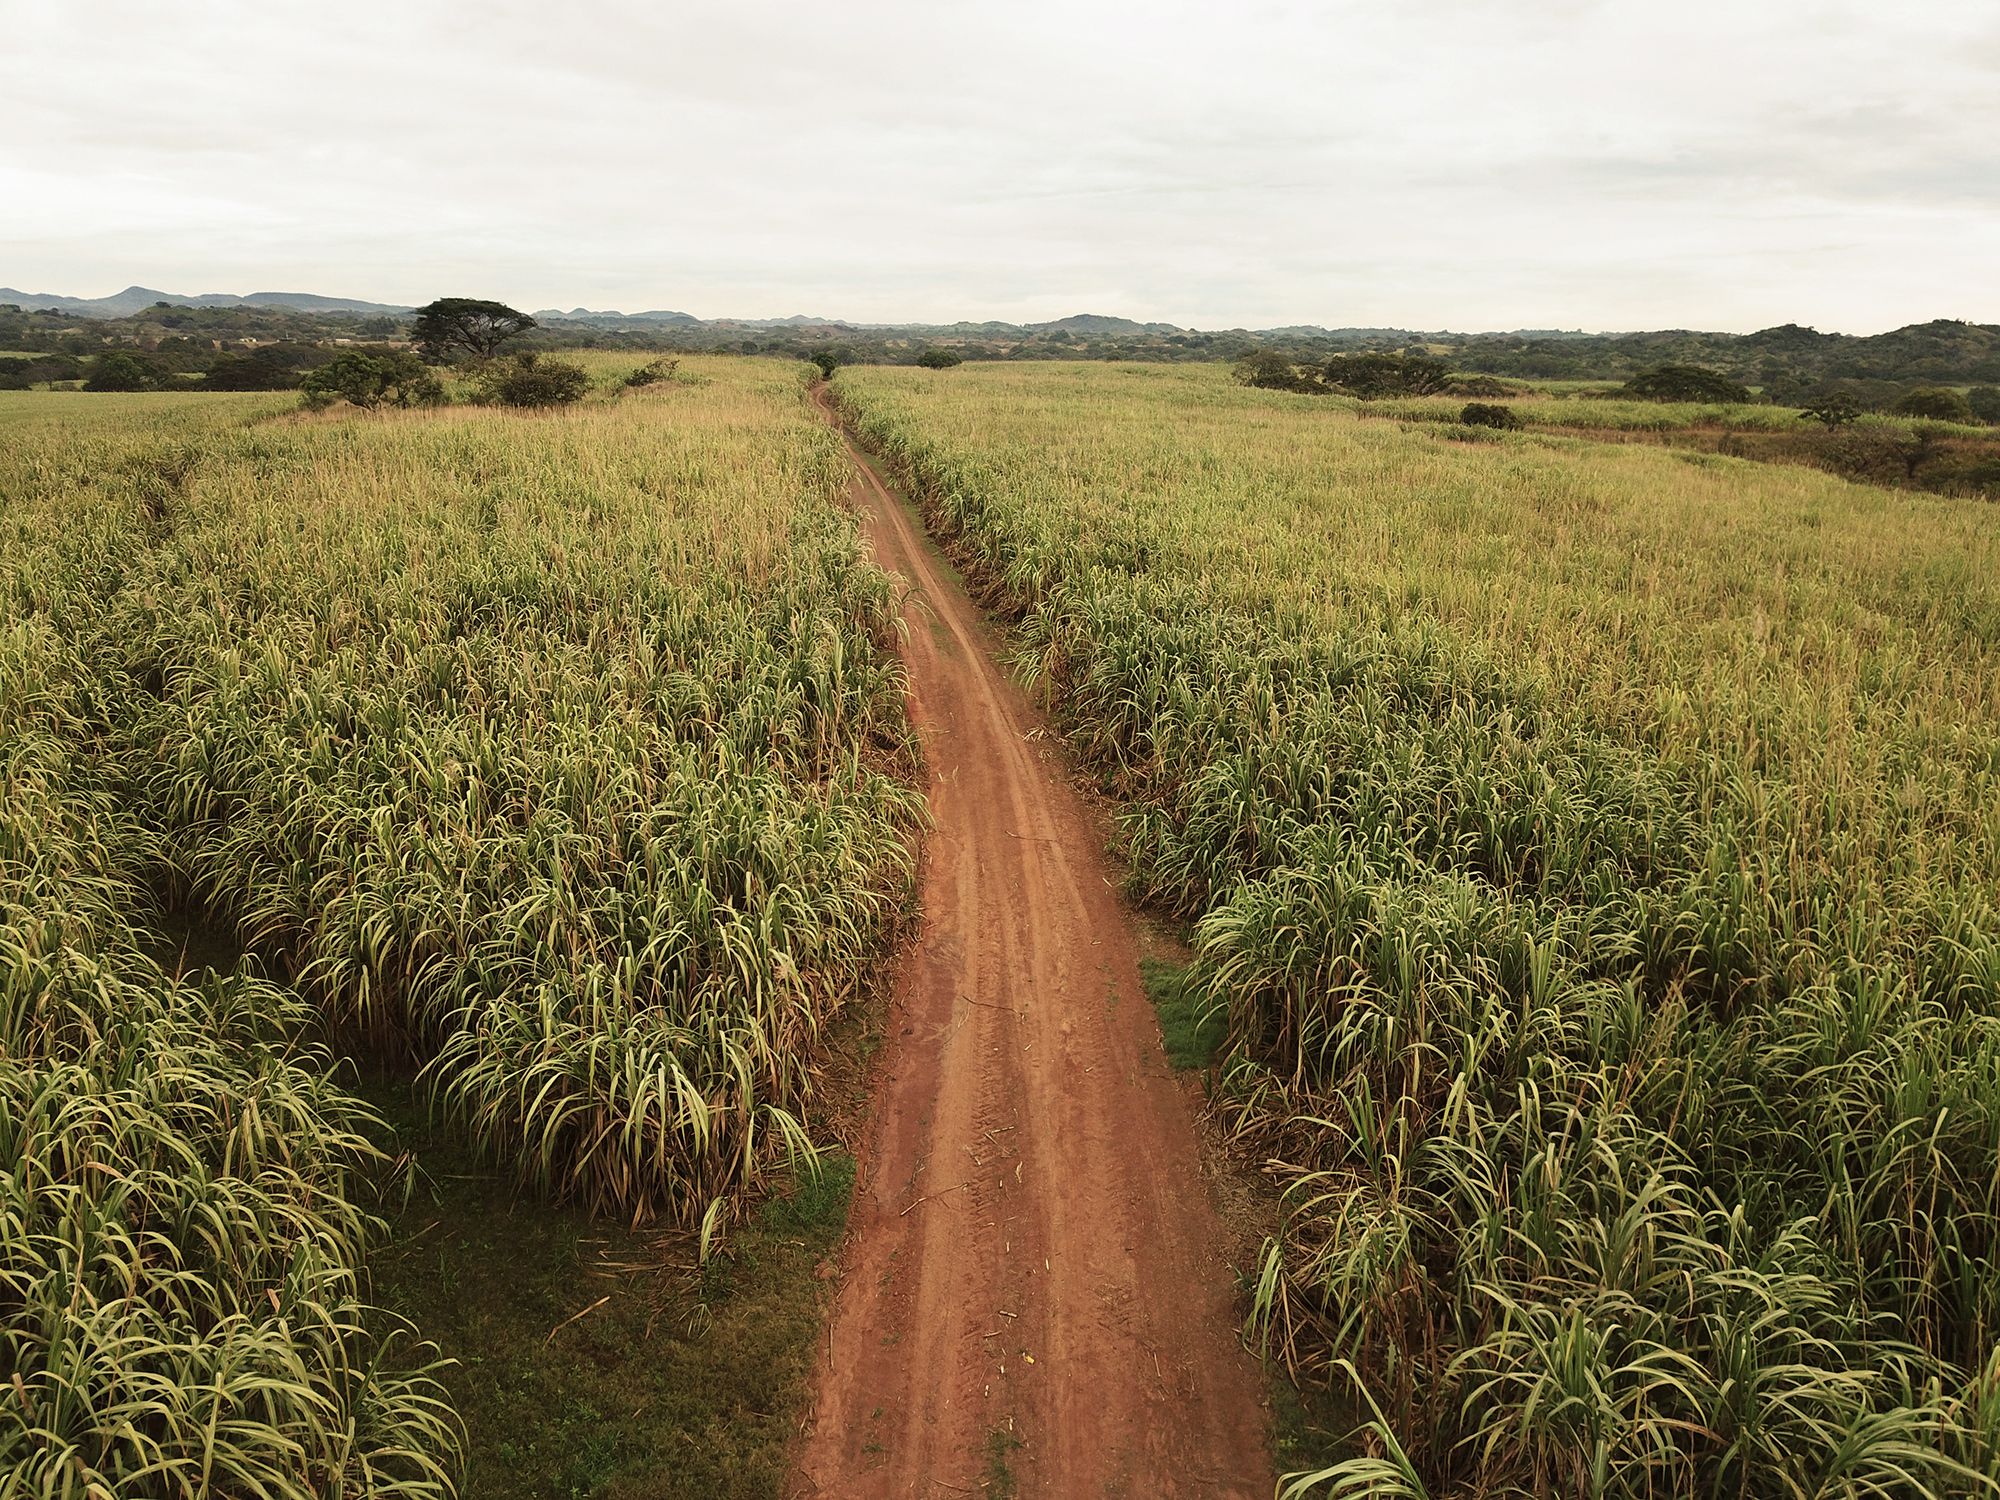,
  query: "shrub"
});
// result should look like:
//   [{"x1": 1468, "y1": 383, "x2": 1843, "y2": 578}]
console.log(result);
[
  {"x1": 808, "y1": 351, "x2": 841, "y2": 379},
  {"x1": 1446, "y1": 374, "x2": 1519, "y2": 398},
  {"x1": 1619, "y1": 365, "x2": 1752, "y2": 403},
  {"x1": 1459, "y1": 401, "x2": 1522, "y2": 430},
  {"x1": 1969, "y1": 386, "x2": 2000, "y2": 425},
  {"x1": 476, "y1": 352, "x2": 591, "y2": 408},
  {"x1": 83, "y1": 352, "x2": 159, "y2": 392},
  {"x1": 622, "y1": 356, "x2": 679, "y2": 388},
  {"x1": 1896, "y1": 386, "x2": 1975, "y2": 423},
  {"x1": 915, "y1": 348, "x2": 964, "y2": 369},
  {"x1": 301, "y1": 350, "x2": 445, "y2": 411},
  {"x1": 1811, "y1": 424, "x2": 1949, "y2": 486}
]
